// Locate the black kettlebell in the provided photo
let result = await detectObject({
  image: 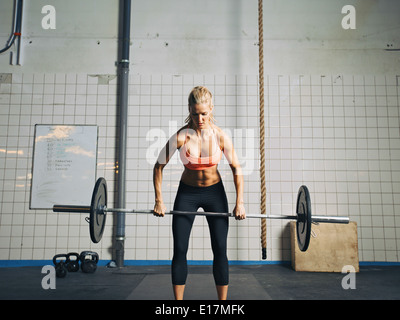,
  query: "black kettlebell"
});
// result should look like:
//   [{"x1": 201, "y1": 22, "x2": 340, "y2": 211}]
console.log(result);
[
  {"x1": 66, "y1": 252, "x2": 80, "y2": 272},
  {"x1": 79, "y1": 251, "x2": 99, "y2": 274},
  {"x1": 53, "y1": 254, "x2": 69, "y2": 278}
]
